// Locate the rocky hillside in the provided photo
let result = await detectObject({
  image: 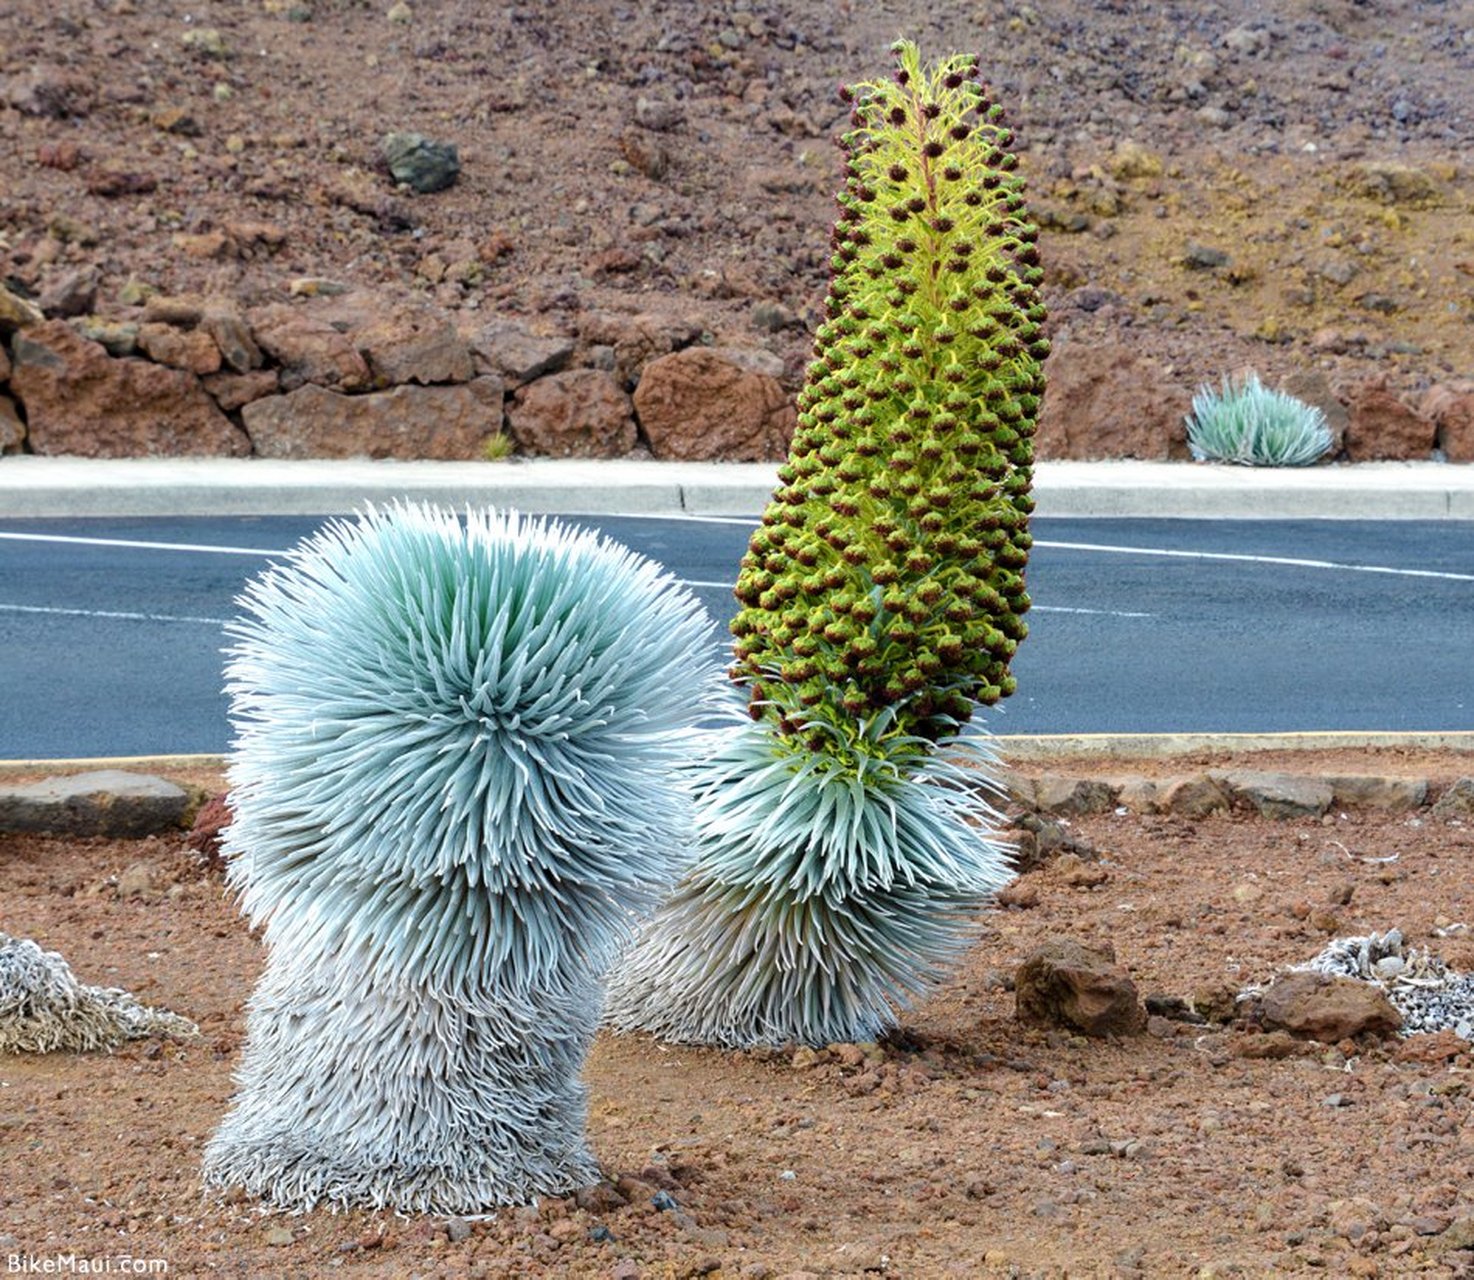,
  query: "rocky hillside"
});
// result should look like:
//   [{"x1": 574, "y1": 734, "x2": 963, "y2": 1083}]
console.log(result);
[{"x1": 2, "y1": 0, "x2": 1473, "y2": 461}]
